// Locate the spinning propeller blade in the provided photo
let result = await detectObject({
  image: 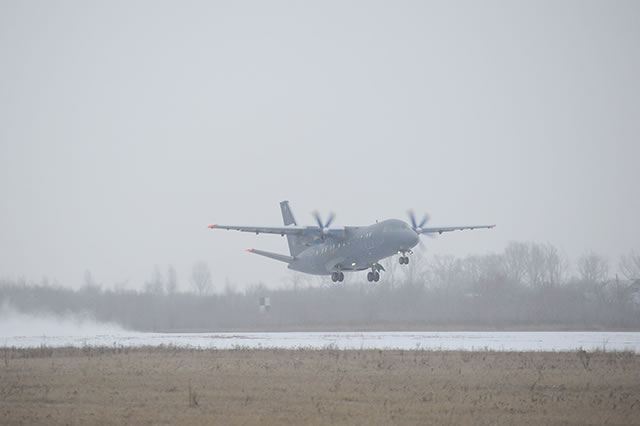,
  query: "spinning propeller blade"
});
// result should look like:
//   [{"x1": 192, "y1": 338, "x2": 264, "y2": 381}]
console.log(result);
[
  {"x1": 312, "y1": 211, "x2": 337, "y2": 238},
  {"x1": 408, "y1": 210, "x2": 435, "y2": 239},
  {"x1": 313, "y1": 211, "x2": 324, "y2": 229}
]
